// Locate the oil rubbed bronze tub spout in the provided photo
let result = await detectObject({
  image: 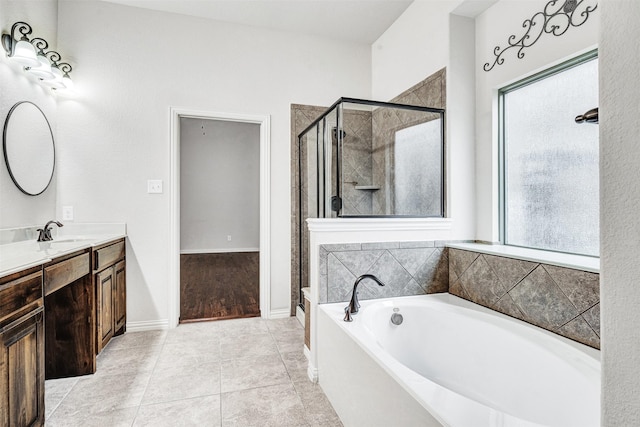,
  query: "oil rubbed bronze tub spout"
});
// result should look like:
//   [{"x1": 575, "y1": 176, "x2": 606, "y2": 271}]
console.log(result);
[{"x1": 343, "y1": 274, "x2": 386, "y2": 322}]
